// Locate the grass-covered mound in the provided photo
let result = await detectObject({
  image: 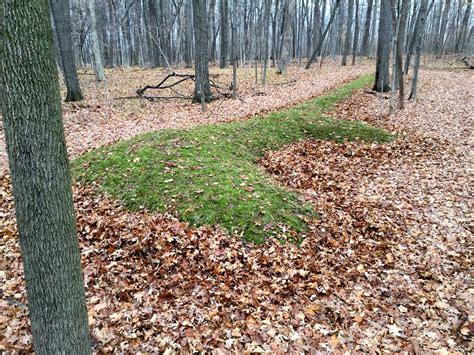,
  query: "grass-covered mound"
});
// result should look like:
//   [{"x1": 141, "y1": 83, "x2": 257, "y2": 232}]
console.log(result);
[{"x1": 74, "y1": 75, "x2": 392, "y2": 242}]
